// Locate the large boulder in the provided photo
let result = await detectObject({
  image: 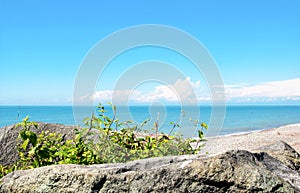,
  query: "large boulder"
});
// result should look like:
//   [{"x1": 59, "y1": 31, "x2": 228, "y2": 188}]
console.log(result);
[
  {"x1": 0, "y1": 123, "x2": 77, "y2": 167},
  {"x1": 1, "y1": 141, "x2": 299, "y2": 192}
]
